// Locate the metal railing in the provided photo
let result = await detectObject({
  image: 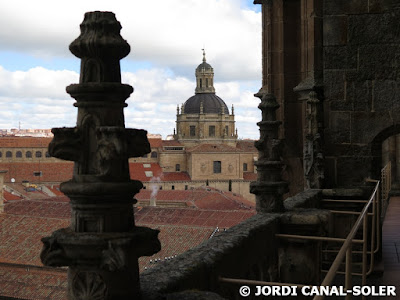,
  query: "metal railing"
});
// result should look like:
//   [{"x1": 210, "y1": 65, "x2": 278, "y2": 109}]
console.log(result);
[
  {"x1": 381, "y1": 161, "x2": 391, "y2": 216},
  {"x1": 313, "y1": 181, "x2": 380, "y2": 300},
  {"x1": 218, "y1": 179, "x2": 383, "y2": 300}
]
